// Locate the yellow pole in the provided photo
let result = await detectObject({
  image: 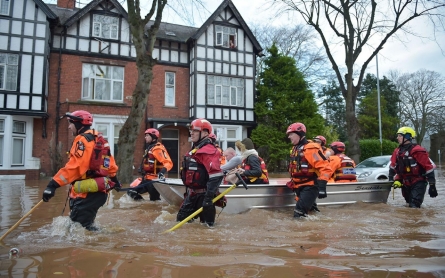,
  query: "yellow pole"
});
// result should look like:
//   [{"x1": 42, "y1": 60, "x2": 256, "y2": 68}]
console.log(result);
[
  {"x1": 163, "y1": 183, "x2": 238, "y2": 233},
  {"x1": 0, "y1": 200, "x2": 44, "y2": 242}
]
